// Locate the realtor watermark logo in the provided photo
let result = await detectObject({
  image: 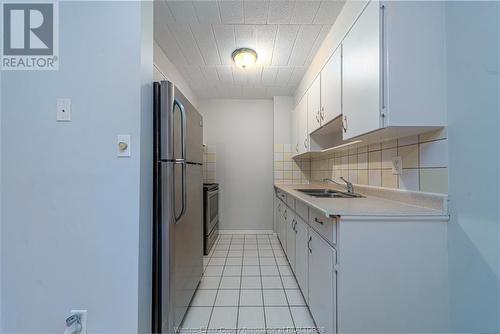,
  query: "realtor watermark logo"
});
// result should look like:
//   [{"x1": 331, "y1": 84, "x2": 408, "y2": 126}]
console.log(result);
[{"x1": 1, "y1": 1, "x2": 59, "y2": 70}]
